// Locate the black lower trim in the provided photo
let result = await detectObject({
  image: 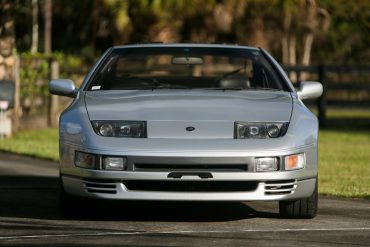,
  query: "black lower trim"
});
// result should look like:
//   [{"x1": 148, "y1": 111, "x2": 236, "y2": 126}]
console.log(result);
[{"x1": 123, "y1": 180, "x2": 258, "y2": 192}]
